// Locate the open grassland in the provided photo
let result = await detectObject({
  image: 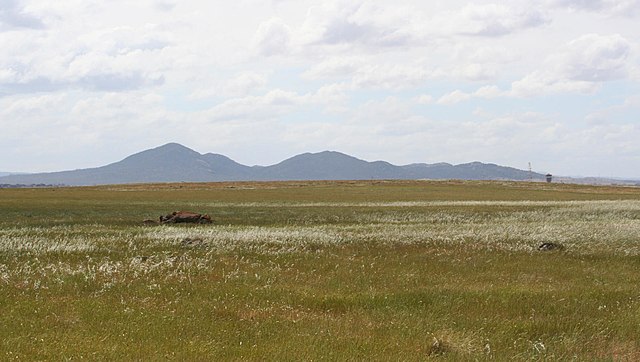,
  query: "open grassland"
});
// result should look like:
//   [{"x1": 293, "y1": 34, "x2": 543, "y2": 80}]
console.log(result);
[{"x1": 1, "y1": 180, "x2": 640, "y2": 360}]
